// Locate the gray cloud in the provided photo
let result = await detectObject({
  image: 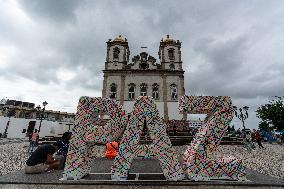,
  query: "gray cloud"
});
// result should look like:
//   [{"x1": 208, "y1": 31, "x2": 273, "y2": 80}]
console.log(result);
[
  {"x1": 1, "y1": 0, "x2": 284, "y2": 128},
  {"x1": 193, "y1": 35, "x2": 248, "y2": 74},
  {"x1": 19, "y1": 0, "x2": 80, "y2": 24}
]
